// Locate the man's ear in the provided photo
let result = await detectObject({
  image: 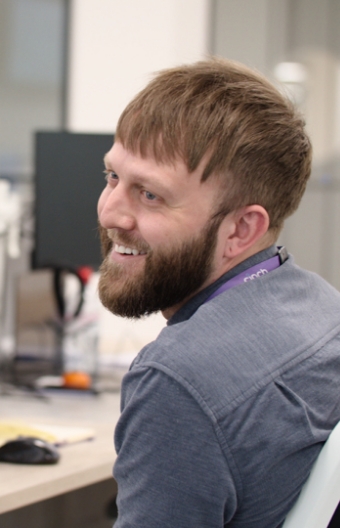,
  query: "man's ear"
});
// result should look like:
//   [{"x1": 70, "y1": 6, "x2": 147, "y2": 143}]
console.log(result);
[{"x1": 222, "y1": 205, "x2": 270, "y2": 259}]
